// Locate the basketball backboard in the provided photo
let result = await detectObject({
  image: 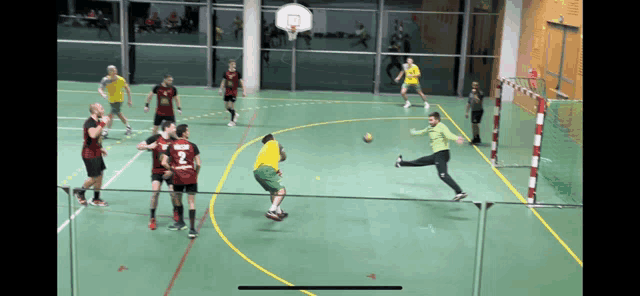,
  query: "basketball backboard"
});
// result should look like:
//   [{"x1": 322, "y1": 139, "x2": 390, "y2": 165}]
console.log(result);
[{"x1": 276, "y1": 3, "x2": 313, "y2": 34}]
